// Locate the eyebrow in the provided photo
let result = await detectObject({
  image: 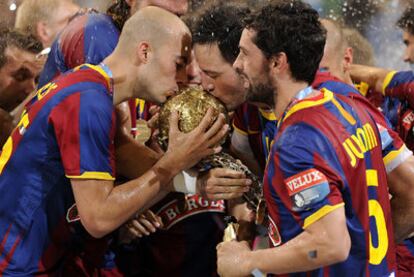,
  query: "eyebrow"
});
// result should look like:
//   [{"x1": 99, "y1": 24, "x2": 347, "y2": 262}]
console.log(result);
[
  {"x1": 239, "y1": 45, "x2": 248, "y2": 53},
  {"x1": 202, "y1": 69, "x2": 220, "y2": 76}
]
